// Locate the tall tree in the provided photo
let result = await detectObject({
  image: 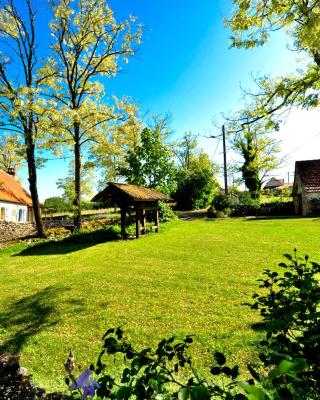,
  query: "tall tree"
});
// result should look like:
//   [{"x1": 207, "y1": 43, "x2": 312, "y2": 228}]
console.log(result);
[
  {"x1": 0, "y1": 0, "x2": 49, "y2": 236},
  {"x1": 0, "y1": 133, "x2": 23, "y2": 171},
  {"x1": 227, "y1": 1, "x2": 320, "y2": 129},
  {"x1": 93, "y1": 105, "x2": 142, "y2": 188},
  {"x1": 48, "y1": 0, "x2": 141, "y2": 230},
  {"x1": 172, "y1": 132, "x2": 198, "y2": 170},
  {"x1": 228, "y1": 116, "x2": 281, "y2": 198},
  {"x1": 120, "y1": 120, "x2": 176, "y2": 195},
  {"x1": 173, "y1": 151, "x2": 219, "y2": 210},
  {"x1": 56, "y1": 159, "x2": 95, "y2": 205}
]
